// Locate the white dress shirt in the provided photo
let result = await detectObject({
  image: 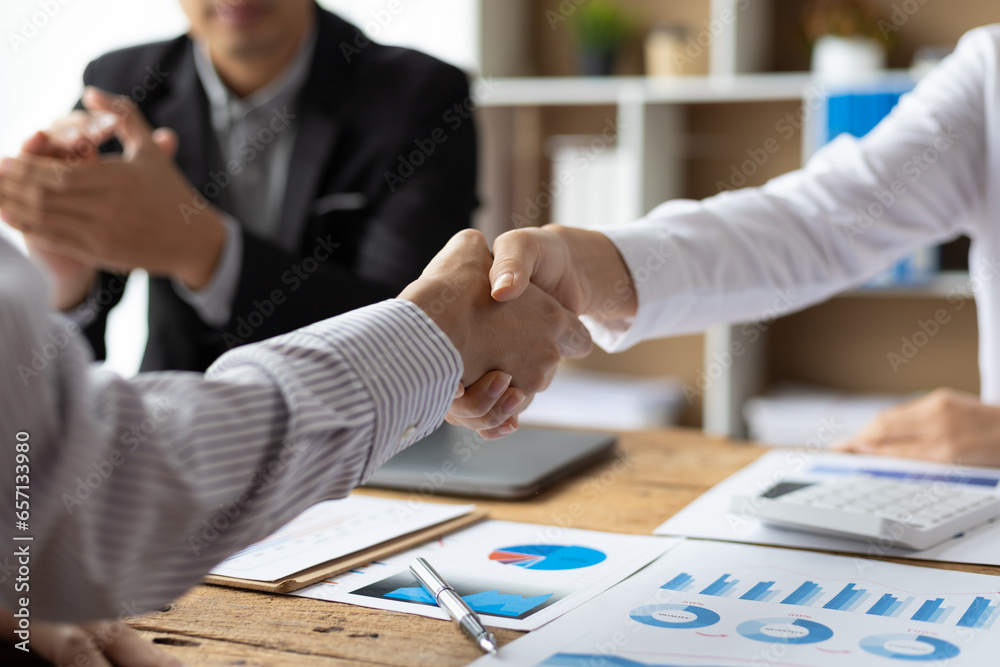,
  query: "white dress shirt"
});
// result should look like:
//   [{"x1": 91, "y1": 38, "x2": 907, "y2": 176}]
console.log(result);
[
  {"x1": 0, "y1": 237, "x2": 461, "y2": 621},
  {"x1": 593, "y1": 25, "x2": 1000, "y2": 402}
]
